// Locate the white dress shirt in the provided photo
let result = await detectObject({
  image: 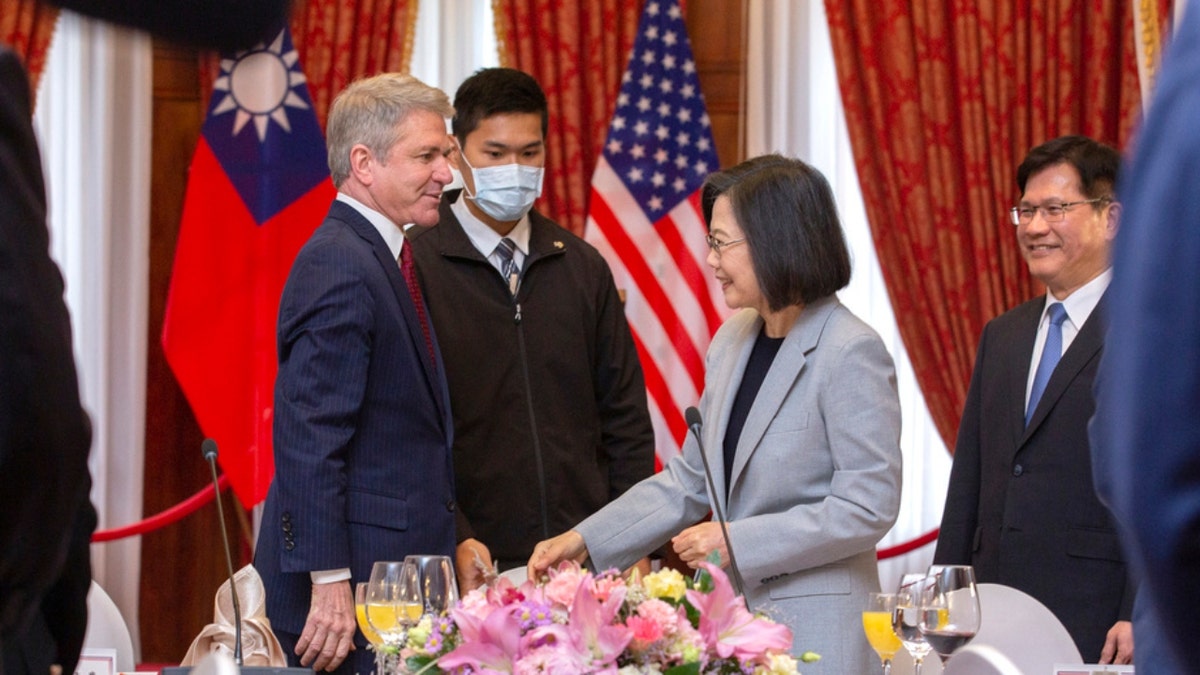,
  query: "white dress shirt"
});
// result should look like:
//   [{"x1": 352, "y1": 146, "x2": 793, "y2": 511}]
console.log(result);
[{"x1": 1025, "y1": 268, "x2": 1112, "y2": 410}]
